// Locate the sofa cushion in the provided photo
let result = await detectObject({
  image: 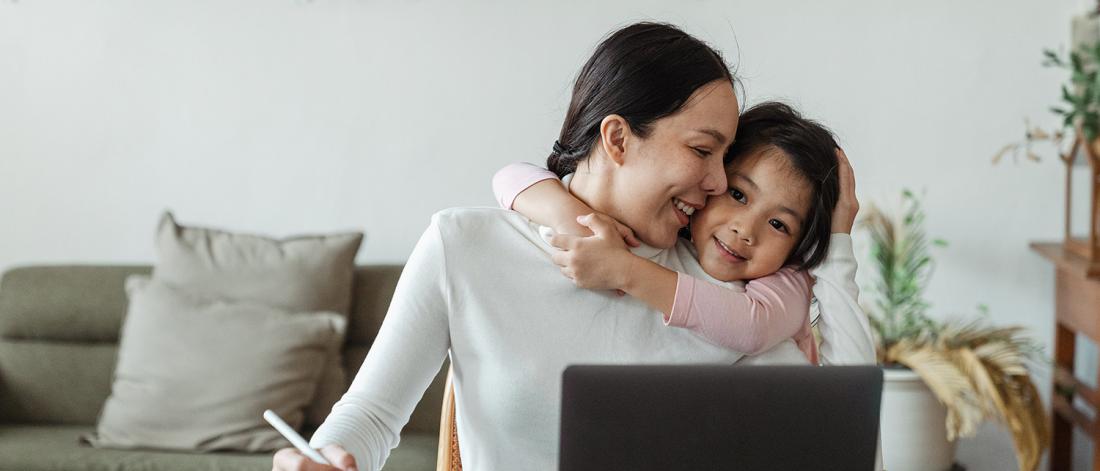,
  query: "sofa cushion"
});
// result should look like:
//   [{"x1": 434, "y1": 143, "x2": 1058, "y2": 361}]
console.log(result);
[
  {"x1": 153, "y1": 212, "x2": 362, "y2": 316},
  {"x1": 87, "y1": 277, "x2": 345, "y2": 453},
  {"x1": 0, "y1": 265, "x2": 151, "y2": 343},
  {"x1": 153, "y1": 212, "x2": 362, "y2": 426},
  {"x1": 0, "y1": 425, "x2": 439, "y2": 471},
  {"x1": 0, "y1": 341, "x2": 117, "y2": 425}
]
